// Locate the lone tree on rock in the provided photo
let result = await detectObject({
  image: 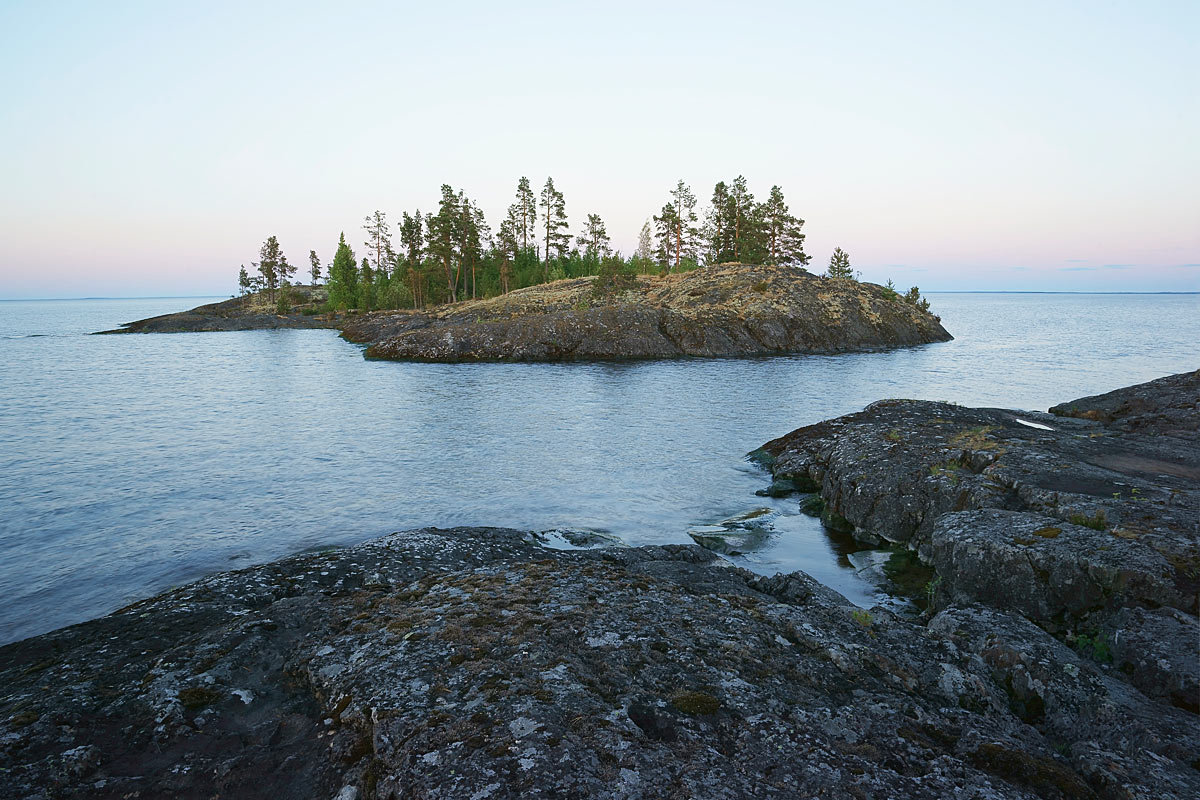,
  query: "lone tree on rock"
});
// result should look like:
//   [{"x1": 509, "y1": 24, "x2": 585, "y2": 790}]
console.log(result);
[{"x1": 827, "y1": 247, "x2": 854, "y2": 280}]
